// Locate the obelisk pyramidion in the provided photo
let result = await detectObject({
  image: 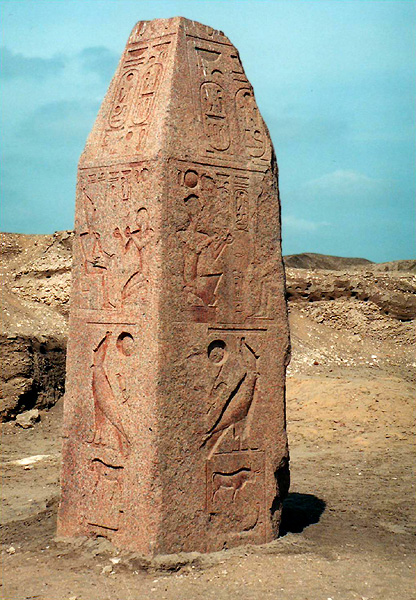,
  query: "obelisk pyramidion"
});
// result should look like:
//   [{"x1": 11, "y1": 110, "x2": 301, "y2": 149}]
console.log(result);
[{"x1": 58, "y1": 17, "x2": 290, "y2": 555}]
